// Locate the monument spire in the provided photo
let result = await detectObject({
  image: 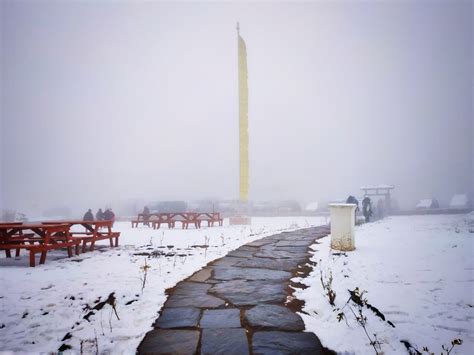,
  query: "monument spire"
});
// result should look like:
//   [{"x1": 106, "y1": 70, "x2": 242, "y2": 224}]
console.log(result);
[{"x1": 237, "y1": 23, "x2": 249, "y2": 203}]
